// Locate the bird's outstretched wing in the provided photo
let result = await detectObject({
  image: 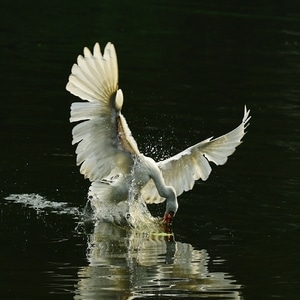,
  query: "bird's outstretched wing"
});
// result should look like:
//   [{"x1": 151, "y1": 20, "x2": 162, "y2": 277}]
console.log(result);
[
  {"x1": 141, "y1": 107, "x2": 251, "y2": 203},
  {"x1": 66, "y1": 42, "x2": 139, "y2": 181}
]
